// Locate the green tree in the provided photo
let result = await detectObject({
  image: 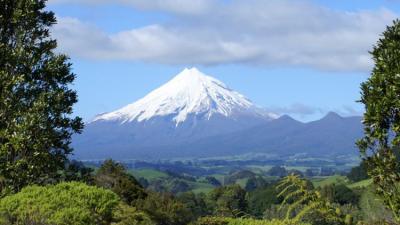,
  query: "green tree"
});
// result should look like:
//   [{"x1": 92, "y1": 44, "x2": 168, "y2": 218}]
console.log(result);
[
  {"x1": 319, "y1": 184, "x2": 359, "y2": 205},
  {"x1": 0, "y1": 0, "x2": 83, "y2": 192},
  {"x1": 177, "y1": 192, "x2": 208, "y2": 220},
  {"x1": 0, "y1": 182, "x2": 119, "y2": 225},
  {"x1": 346, "y1": 161, "x2": 369, "y2": 182},
  {"x1": 357, "y1": 19, "x2": 400, "y2": 221},
  {"x1": 95, "y1": 159, "x2": 147, "y2": 206},
  {"x1": 138, "y1": 192, "x2": 193, "y2": 225},
  {"x1": 207, "y1": 185, "x2": 248, "y2": 218},
  {"x1": 58, "y1": 160, "x2": 94, "y2": 184},
  {"x1": 268, "y1": 166, "x2": 288, "y2": 177},
  {"x1": 247, "y1": 183, "x2": 279, "y2": 218}
]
